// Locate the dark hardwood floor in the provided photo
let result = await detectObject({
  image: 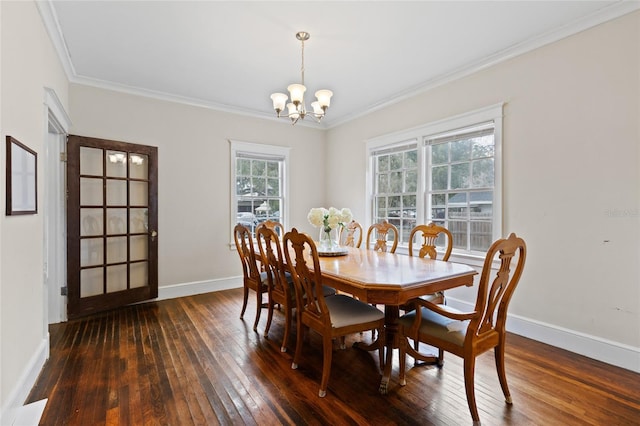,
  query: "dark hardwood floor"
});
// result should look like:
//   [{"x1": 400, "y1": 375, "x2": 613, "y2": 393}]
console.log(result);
[{"x1": 27, "y1": 288, "x2": 640, "y2": 425}]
